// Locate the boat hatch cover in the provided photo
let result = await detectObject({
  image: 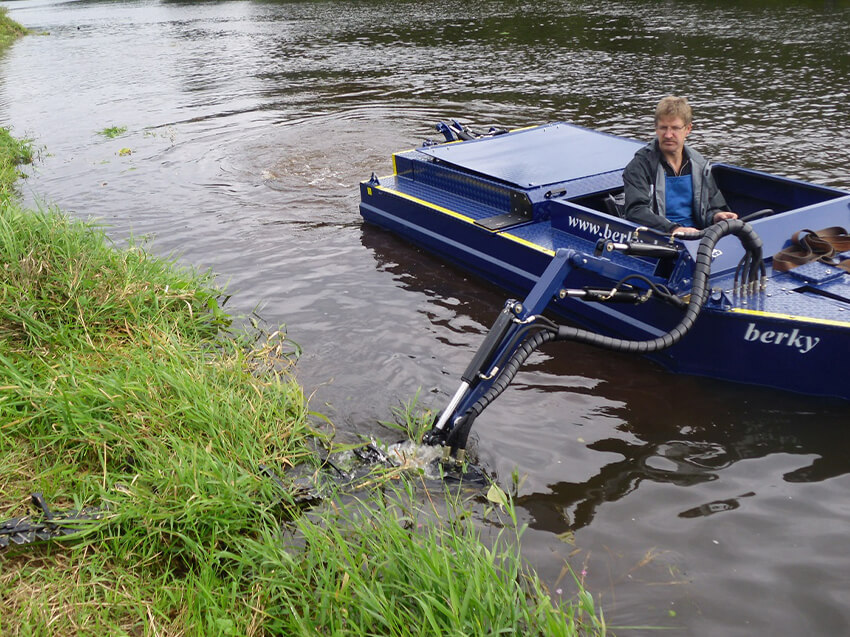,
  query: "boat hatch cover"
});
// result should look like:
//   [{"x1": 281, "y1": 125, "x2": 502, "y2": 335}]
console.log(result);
[{"x1": 416, "y1": 123, "x2": 645, "y2": 189}]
